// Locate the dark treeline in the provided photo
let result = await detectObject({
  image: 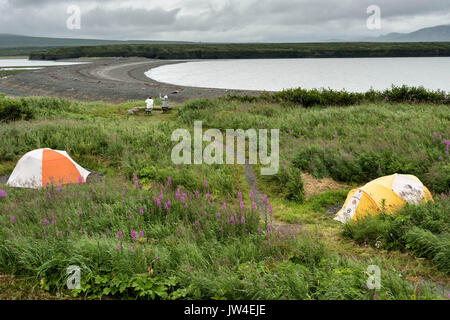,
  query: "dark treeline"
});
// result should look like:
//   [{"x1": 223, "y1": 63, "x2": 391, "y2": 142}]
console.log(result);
[
  {"x1": 0, "y1": 46, "x2": 55, "y2": 57},
  {"x1": 29, "y1": 42, "x2": 450, "y2": 60}
]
